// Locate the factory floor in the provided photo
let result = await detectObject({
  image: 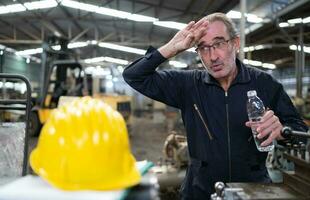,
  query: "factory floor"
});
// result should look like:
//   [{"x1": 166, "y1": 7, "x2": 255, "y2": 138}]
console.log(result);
[{"x1": 130, "y1": 115, "x2": 168, "y2": 164}]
